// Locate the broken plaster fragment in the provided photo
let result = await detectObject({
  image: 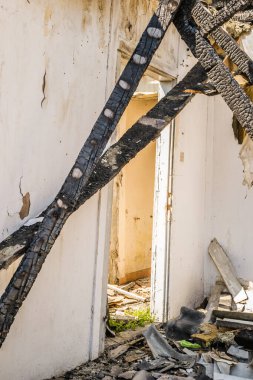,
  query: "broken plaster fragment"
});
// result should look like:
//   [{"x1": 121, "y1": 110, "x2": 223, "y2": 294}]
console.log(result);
[
  {"x1": 57, "y1": 199, "x2": 68, "y2": 209},
  {"x1": 72, "y1": 167, "x2": 83, "y2": 179},
  {"x1": 133, "y1": 54, "x2": 147, "y2": 65},
  {"x1": 139, "y1": 116, "x2": 166, "y2": 130},
  {"x1": 147, "y1": 27, "x2": 162, "y2": 39},
  {"x1": 239, "y1": 135, "x2": 253, "y2": 188}
]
